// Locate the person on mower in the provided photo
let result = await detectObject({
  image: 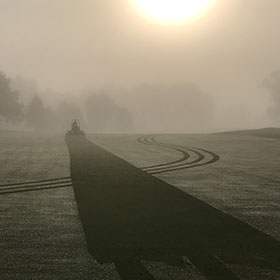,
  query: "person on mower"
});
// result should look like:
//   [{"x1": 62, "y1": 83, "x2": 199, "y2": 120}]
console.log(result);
[{"x1": 72, "y1": 120, "x2": 79, "y2": 132}]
